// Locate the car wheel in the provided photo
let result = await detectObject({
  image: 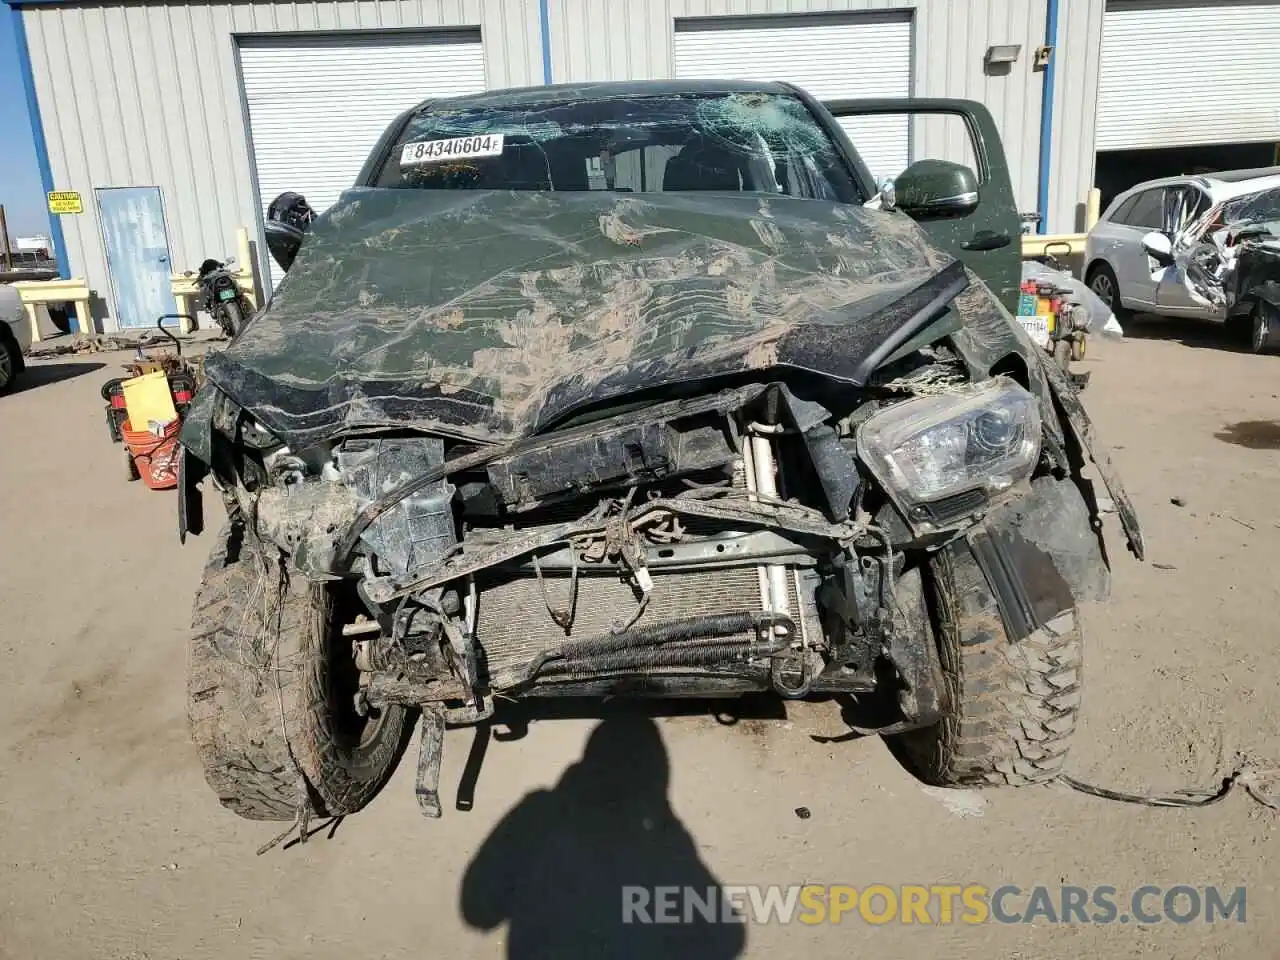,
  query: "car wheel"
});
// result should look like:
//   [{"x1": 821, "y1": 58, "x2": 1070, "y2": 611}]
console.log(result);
[
  {"x1": 189, "y1": 523, "x2": 412, "y2": 820},
  {"x1": 1087, "y1": 263, "x2": 1129, "y2": 320},
  {"x1": 1250, "y1": 303, "x2": 1276, "y2": 355},
  {"x1": 887, "y1": 538, "x2": 1082, "y2": 787},
  {"x1": 0, "y1": 334, "x2": 19, "y2": 395}
]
